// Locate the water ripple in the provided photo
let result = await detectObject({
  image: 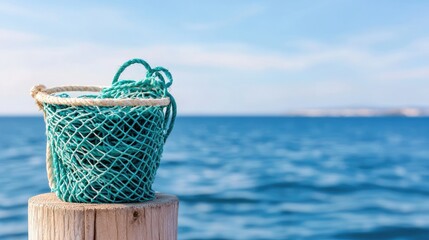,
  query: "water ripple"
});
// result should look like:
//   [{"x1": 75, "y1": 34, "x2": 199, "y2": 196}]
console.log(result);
[{"x1": 1, "y1": 117, "x2": 429, "y2": 239}]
